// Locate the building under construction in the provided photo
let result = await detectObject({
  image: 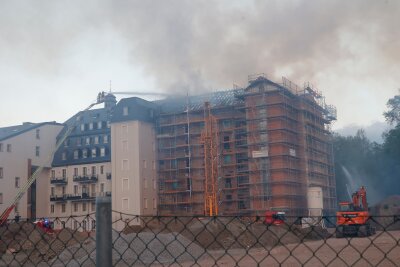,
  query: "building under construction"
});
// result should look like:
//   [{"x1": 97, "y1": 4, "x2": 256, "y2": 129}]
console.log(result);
[{"x1": 155, "y1": 75, "x2": 337, "y2": 217}]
